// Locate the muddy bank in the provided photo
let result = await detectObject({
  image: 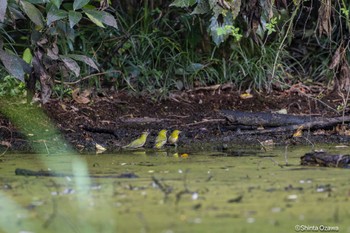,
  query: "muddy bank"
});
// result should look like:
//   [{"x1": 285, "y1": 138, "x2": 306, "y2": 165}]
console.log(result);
[{"x1": 1, "y1": 88, "x2": 350, "y2": 153}]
